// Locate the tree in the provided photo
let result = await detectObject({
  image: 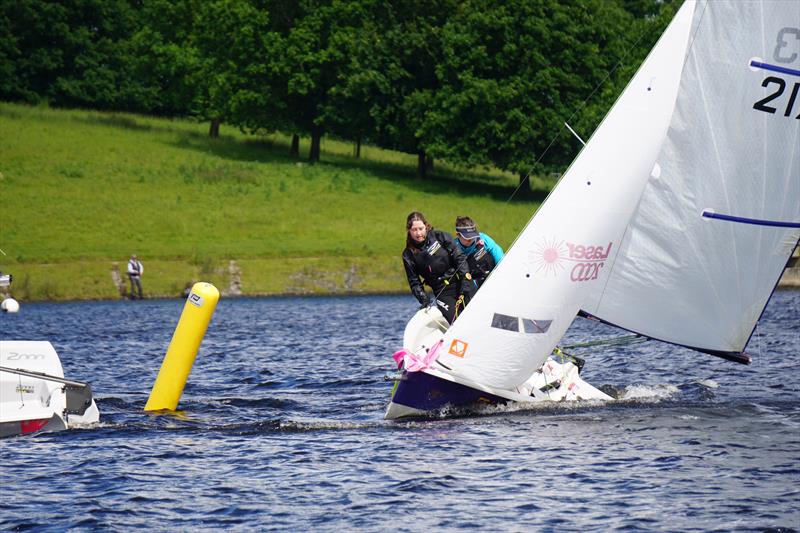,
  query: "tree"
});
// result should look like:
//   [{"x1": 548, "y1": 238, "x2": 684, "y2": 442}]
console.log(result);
[
  {"x1": 418, "y1": 0, "x2": 643, "y2": 190},
  {"x1": 0, "y1": 0, "x2": 146, "y2": 110},
  {"x1": 262, "y1": 0, "x2": 377, "y2": 163},
  {"x1": 127, "y1": 0, "x2": 200, "y2": 116},
  {"x1": 190, "y1": 0, "x2": 274, "y2": 137},
  {"x1": 343, "y1": 0, "x2": 459, "y2": 177},
  {"x1": 0, "y1": 0, "x2": 682, "y2": 176}
]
